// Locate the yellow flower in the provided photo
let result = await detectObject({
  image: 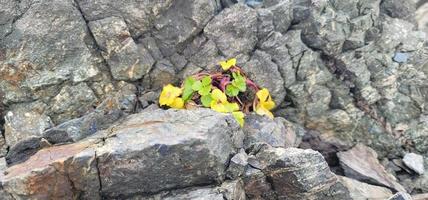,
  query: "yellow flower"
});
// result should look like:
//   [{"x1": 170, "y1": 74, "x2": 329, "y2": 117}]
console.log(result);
[
  {"x1": 159, "y1": 84, "x2": 184, "y2": 109},
  {"x1": 170, "y1": 97, "x2": 184, "y2": 109},
  {"x1": 219, "y1": 58, "x2": 236, "y2": 71},
  {"x1": 255, "y1": 88, "x2": 275, "y2": 118},
  {"x1": 210, "y1": 88, "x2": 240, "y2": 113}
]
